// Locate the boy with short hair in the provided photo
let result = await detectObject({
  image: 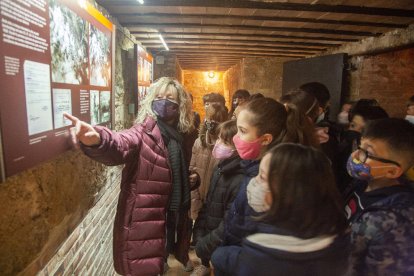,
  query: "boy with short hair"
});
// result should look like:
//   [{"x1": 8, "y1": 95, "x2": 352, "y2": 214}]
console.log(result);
[{"x1": 345, "y1": 118, "x2": 414, "y2": 275}]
